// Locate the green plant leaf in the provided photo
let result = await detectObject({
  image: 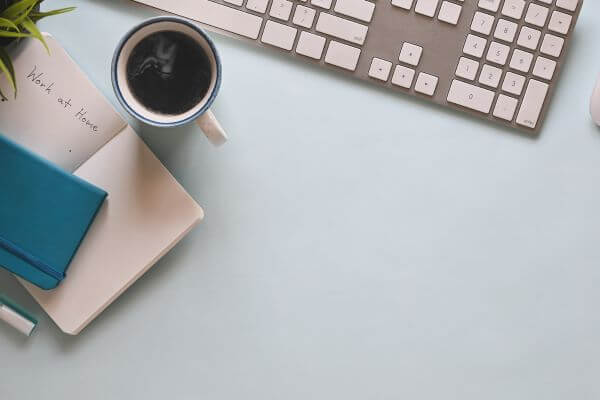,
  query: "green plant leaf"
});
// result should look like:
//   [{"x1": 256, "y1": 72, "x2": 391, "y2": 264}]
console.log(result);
[
  {"x1": 0, "y1": 47, "x2": 17, "y2": 98},
  {"x1": 29, "y1": 7, "x2": 75, "y2": 21},
  {"x1": 0, "y1": 0, "x2": 39, "y2": 20},
  {"x1": 21, "y1": 16, "x2": 48, "y2": 53},
  {"x1": 12, "y1": 1, "x2": 38, "y2": 25},
  {"x1": 0, "y1": 17, "x2": 19, "y2": 31},
  {"x1": 0, "y1": 30, "x2": 32, "y2": 38}
]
